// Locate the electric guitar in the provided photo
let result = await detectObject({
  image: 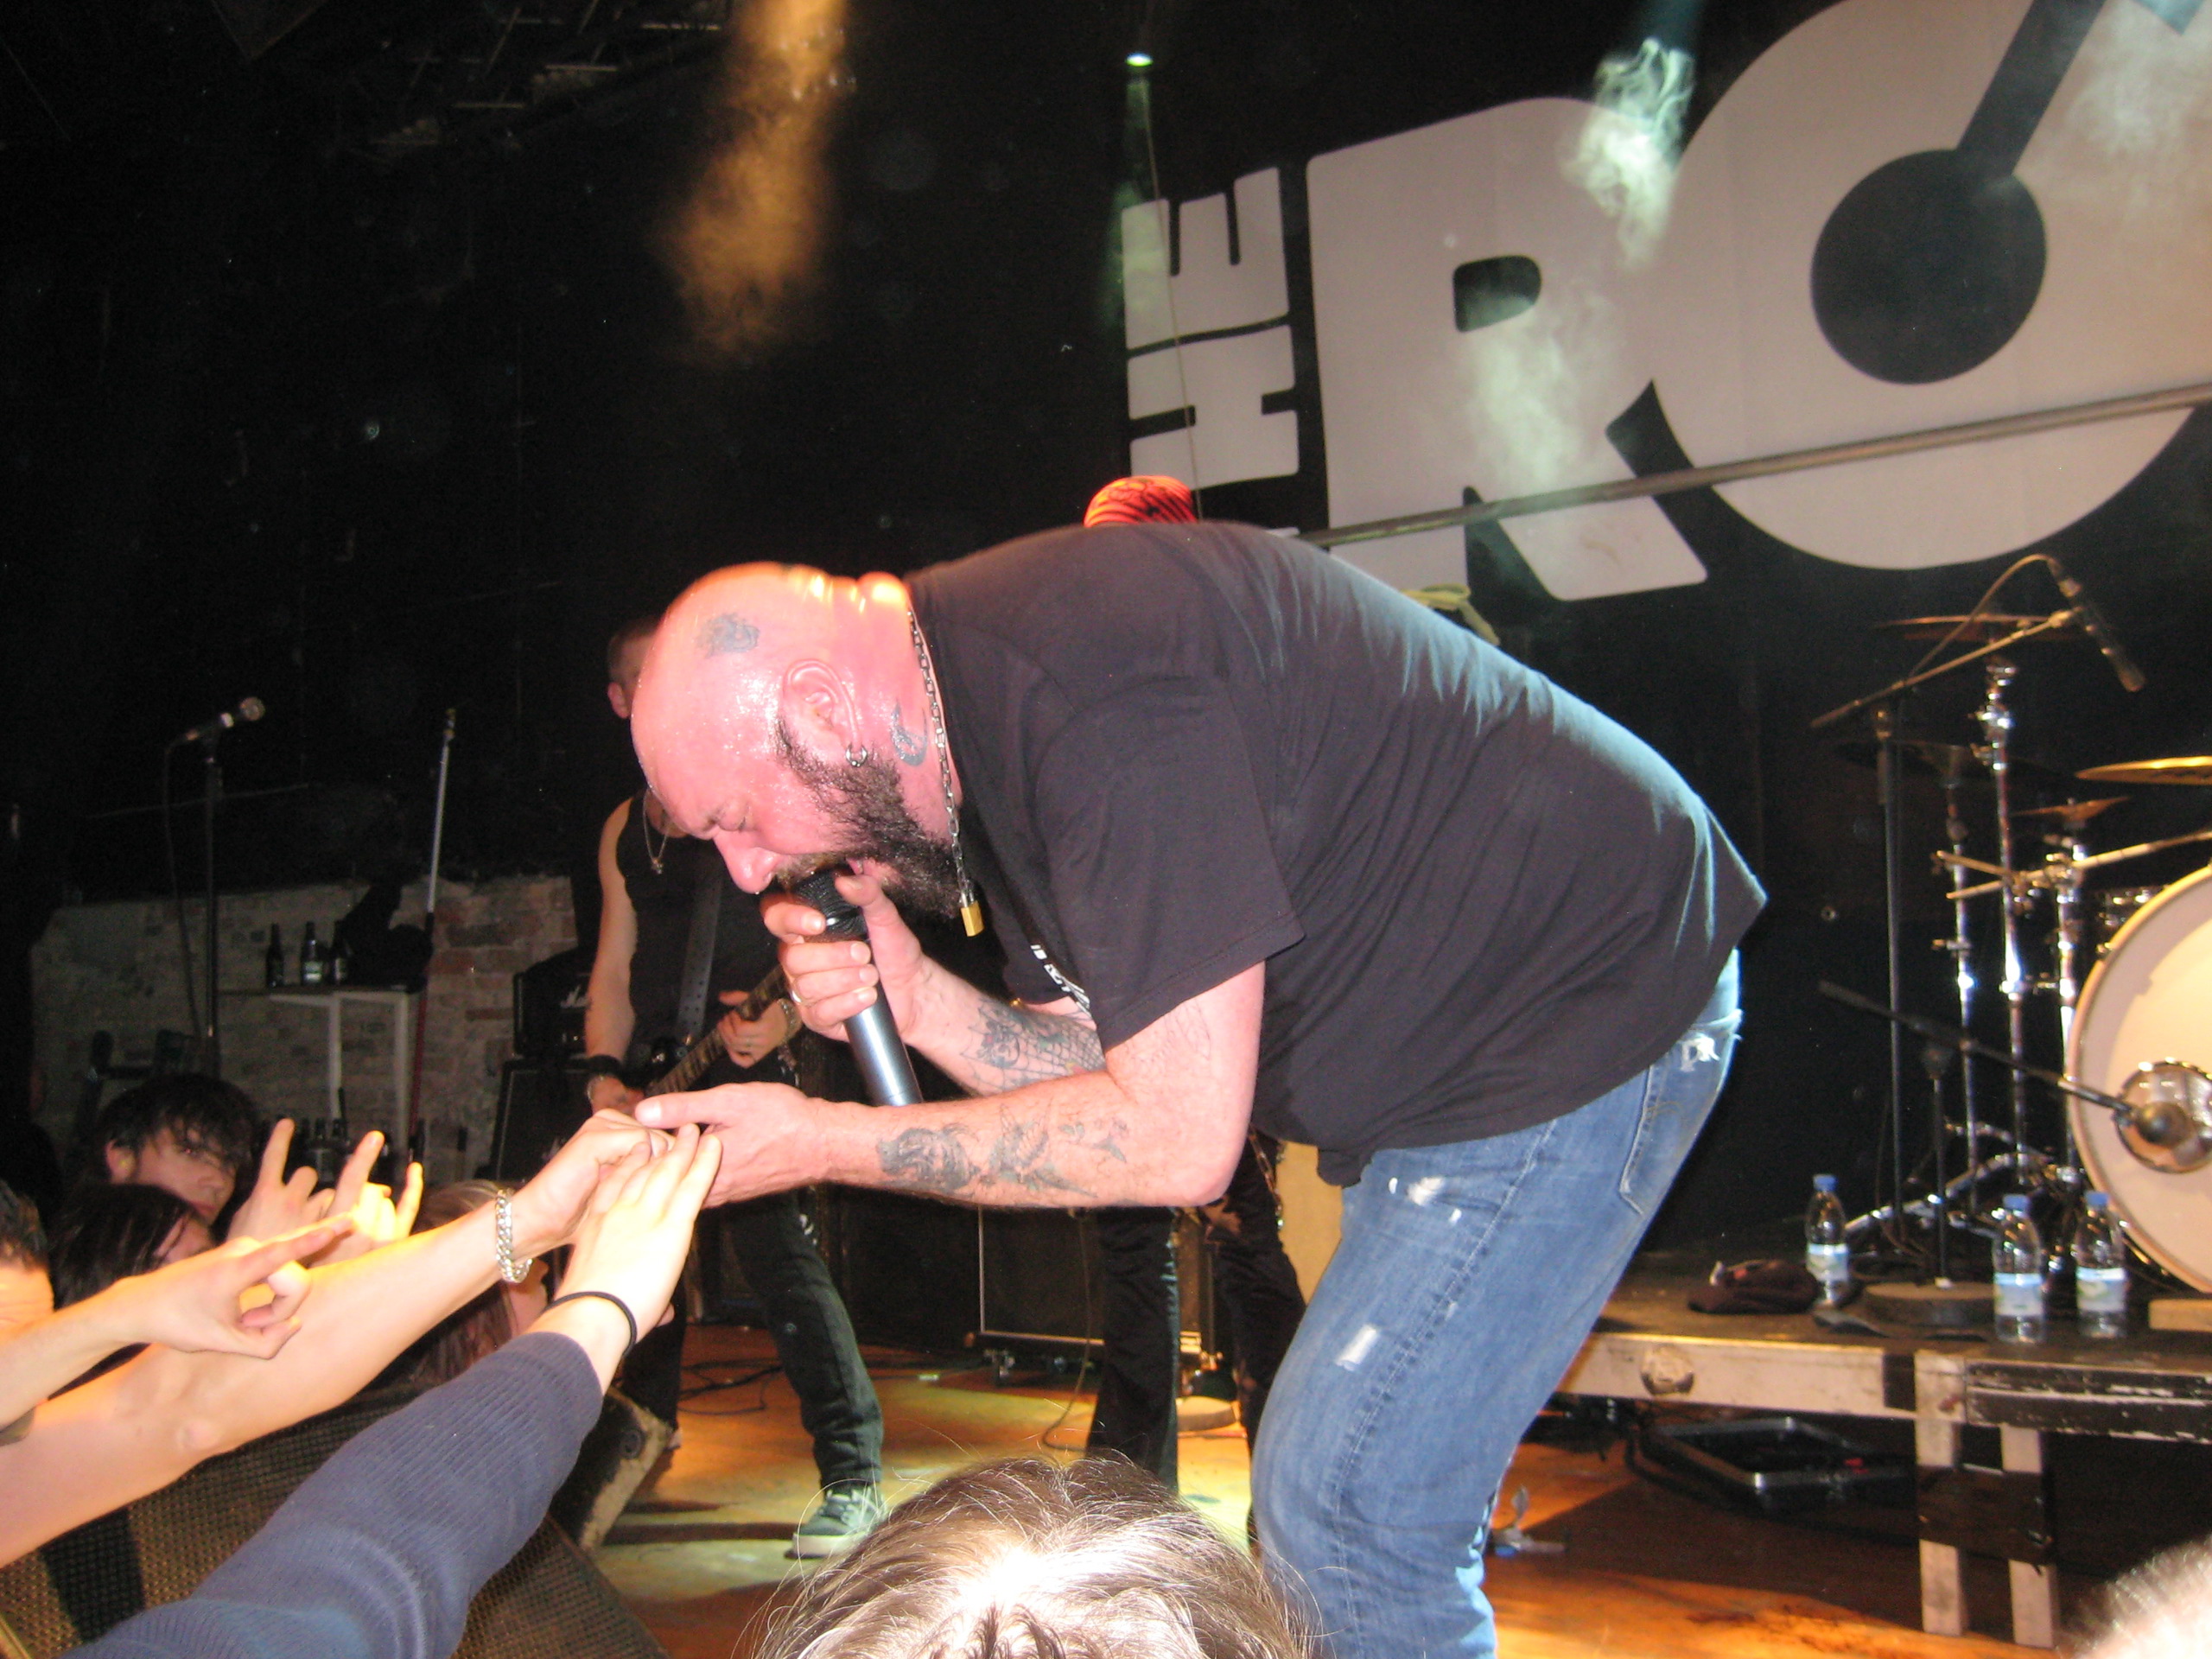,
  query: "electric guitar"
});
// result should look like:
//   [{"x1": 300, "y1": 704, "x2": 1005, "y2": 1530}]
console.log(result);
[{"x1": 639, "y1": 964, "x2": 790, "y2": 1097}]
